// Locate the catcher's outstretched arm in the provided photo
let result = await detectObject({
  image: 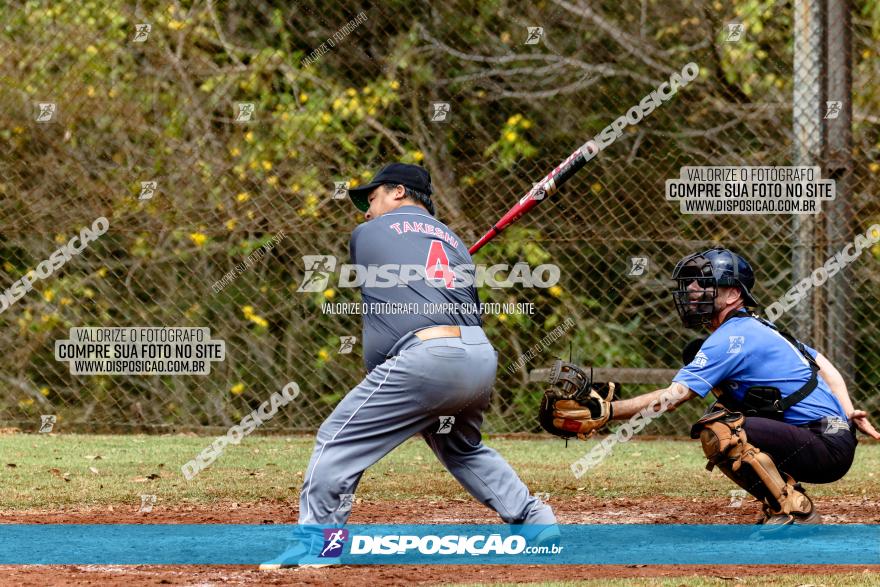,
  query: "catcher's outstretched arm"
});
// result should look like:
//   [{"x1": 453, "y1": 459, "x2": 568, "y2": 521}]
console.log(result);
[{"x1": 610, "y1": 382, "x2": 694, "y2": 420}]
